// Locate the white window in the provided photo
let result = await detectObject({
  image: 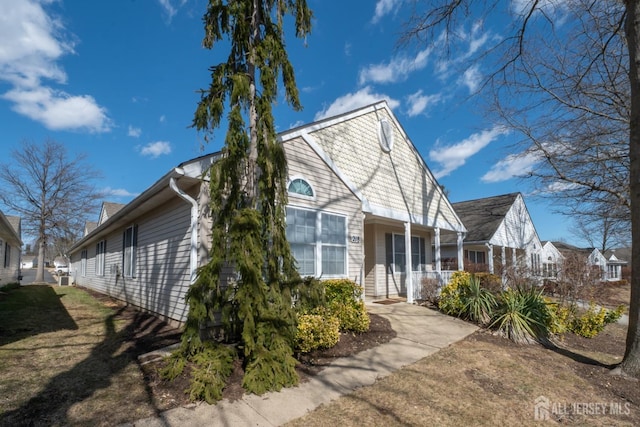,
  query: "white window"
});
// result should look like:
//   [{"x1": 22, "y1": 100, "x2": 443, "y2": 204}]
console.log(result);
[
  {"x1": 465, "y1": 250, "x2": 486, "y2": 265},
  {"x1": 123, "y1": 225, "x2": 137, "y2": 278},
  {"x1": 288, "y1": 178, "x2": 314, "y2": 198},
  {"x1": 608, "y1": 264, "x2": 620, "y2": 280},
  {"x1": 286, "y1": 207, "x2": 347, "y2": 277},
  {"x1": 81, "y1": 249, "x2": 87, "y2": 277},
  {"x1": 96, "y1": 240, "x2": 106, "y2": 276},
  {"x1": 392, "y1": 234, "x2": 426, "y2": 273}
]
